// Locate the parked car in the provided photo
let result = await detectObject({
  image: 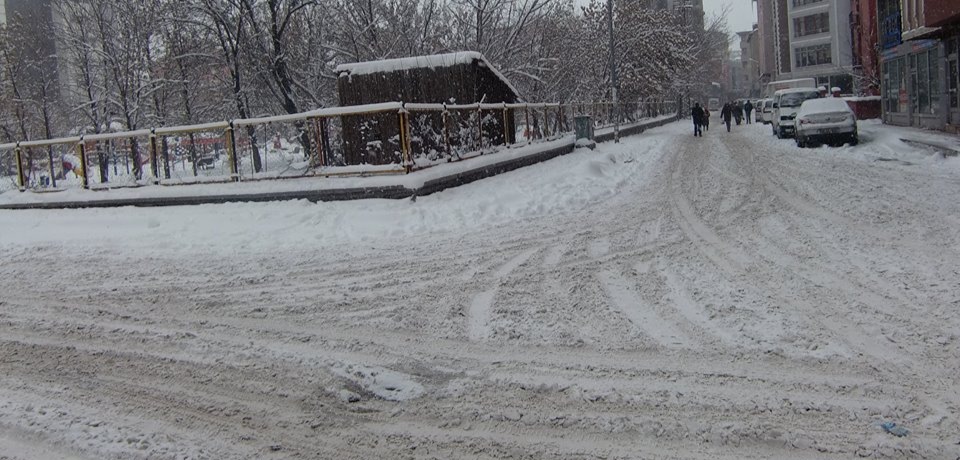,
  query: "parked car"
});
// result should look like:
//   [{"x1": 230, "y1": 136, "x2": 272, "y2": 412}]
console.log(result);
[
  {"x1": 793, "y1": 98, "x2": 858, "y2": 147},
  {"x1": 707, "y1": 98, "x2": 720, "y2": 112},
  {"x1": 771, "y1": 87, "x2": 821, "y2": 138},
  {"x1": 755, "y1": 99, "x2": 767, "y2": 123},
  {"x1": 760, "y1": 99, "x2": 773, "y2": 125}
]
